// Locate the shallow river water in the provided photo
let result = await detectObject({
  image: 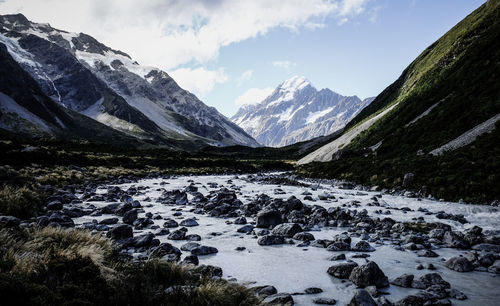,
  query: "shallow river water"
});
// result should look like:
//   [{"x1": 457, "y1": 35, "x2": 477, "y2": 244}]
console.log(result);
[{"x1": 74, "y1": 173, "x2": 500, "y2": 305}]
